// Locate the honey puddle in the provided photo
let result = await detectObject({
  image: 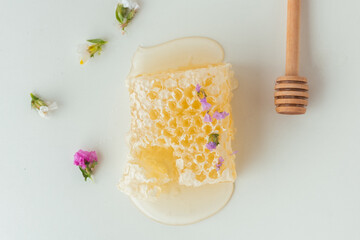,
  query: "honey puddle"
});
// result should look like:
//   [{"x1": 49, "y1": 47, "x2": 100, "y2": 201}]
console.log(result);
[{"x1": 128, "y1": 37, "x2": 234, "y2": 225}]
